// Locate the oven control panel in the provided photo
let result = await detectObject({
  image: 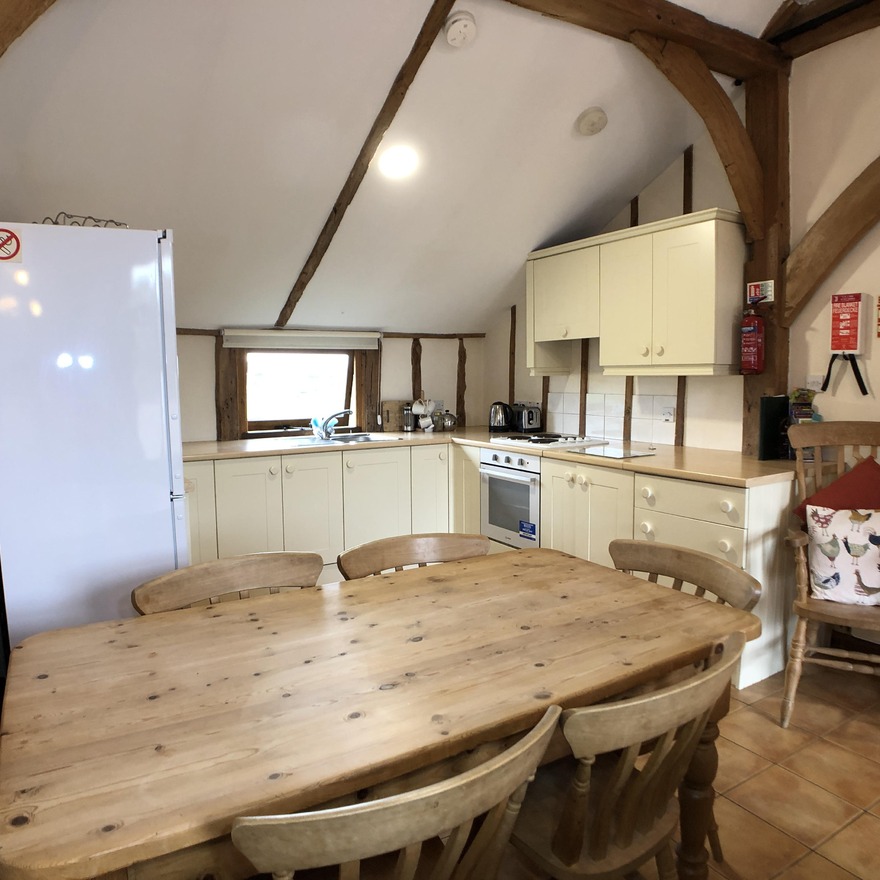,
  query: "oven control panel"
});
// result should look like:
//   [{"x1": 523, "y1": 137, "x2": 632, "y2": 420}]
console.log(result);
[{"x1": 479, "y1": 447, "x2": 540, "y2": 474}]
